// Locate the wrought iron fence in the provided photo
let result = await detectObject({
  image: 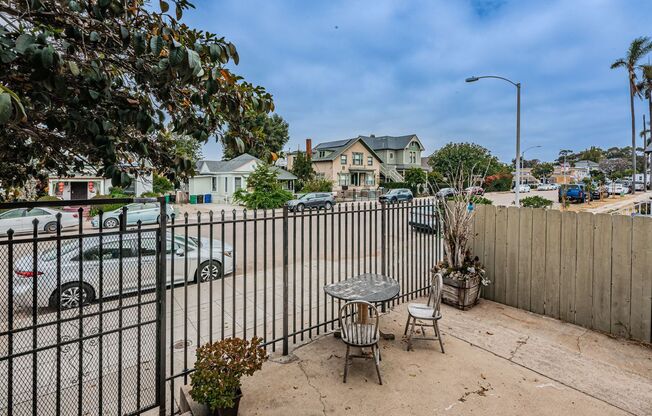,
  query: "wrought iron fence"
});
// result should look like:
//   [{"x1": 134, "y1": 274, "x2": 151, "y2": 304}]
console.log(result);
[{"x1": 0, "y1": 197, "x2": 441, "y2": 415}]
